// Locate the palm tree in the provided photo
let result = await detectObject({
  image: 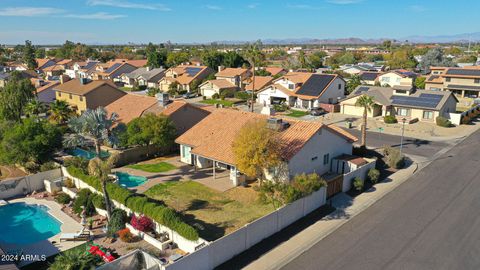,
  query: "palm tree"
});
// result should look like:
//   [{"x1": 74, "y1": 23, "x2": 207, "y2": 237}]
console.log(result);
[
  {"x1": 88, "y1": 154, "x2": 118, "y2": 219},
  {"x1": 49, "y1": 246, "x2": 97, "y2": 270},
  {"x1": 346, "y1": 75, "x2": 363, "y2": 95},
  {"x1": 244, "y1": 40, "x2": 264, "y2": 112},
  {"x1": 48, "y1": 100, "x2": 75, "y2": 125},
  {"x1": 24, "y1": 99, "x2": 47, "y2": 117},
  {"x1": 63, "y1": 107, "x2": 118, "y2": 156},
  {"x1": 355, "y1": 95, "x2": 376, "y2": 149}
]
